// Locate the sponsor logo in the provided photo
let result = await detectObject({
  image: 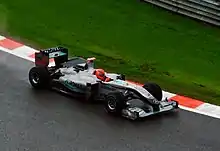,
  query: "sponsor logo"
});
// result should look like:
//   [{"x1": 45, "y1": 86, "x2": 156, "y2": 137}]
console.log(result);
[
  {"x1": 62, "y1": 80, "x2": 85, "y2": 92},
  {"x1": 115, "y1": 79, "x2": 128, "y2": 85},
  {"x1": 101, "y1": 84, "x2": 116, "y2": 91}
]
